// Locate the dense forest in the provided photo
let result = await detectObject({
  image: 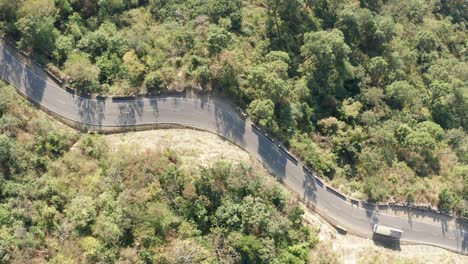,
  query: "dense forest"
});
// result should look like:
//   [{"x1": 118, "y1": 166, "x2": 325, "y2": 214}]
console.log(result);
[
  {"x1": 0, "y1": 1, "x2": 466, "y2": 214},
  {"x1": 0, "y1": 82, "x2": 325, "y2": 263}
]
